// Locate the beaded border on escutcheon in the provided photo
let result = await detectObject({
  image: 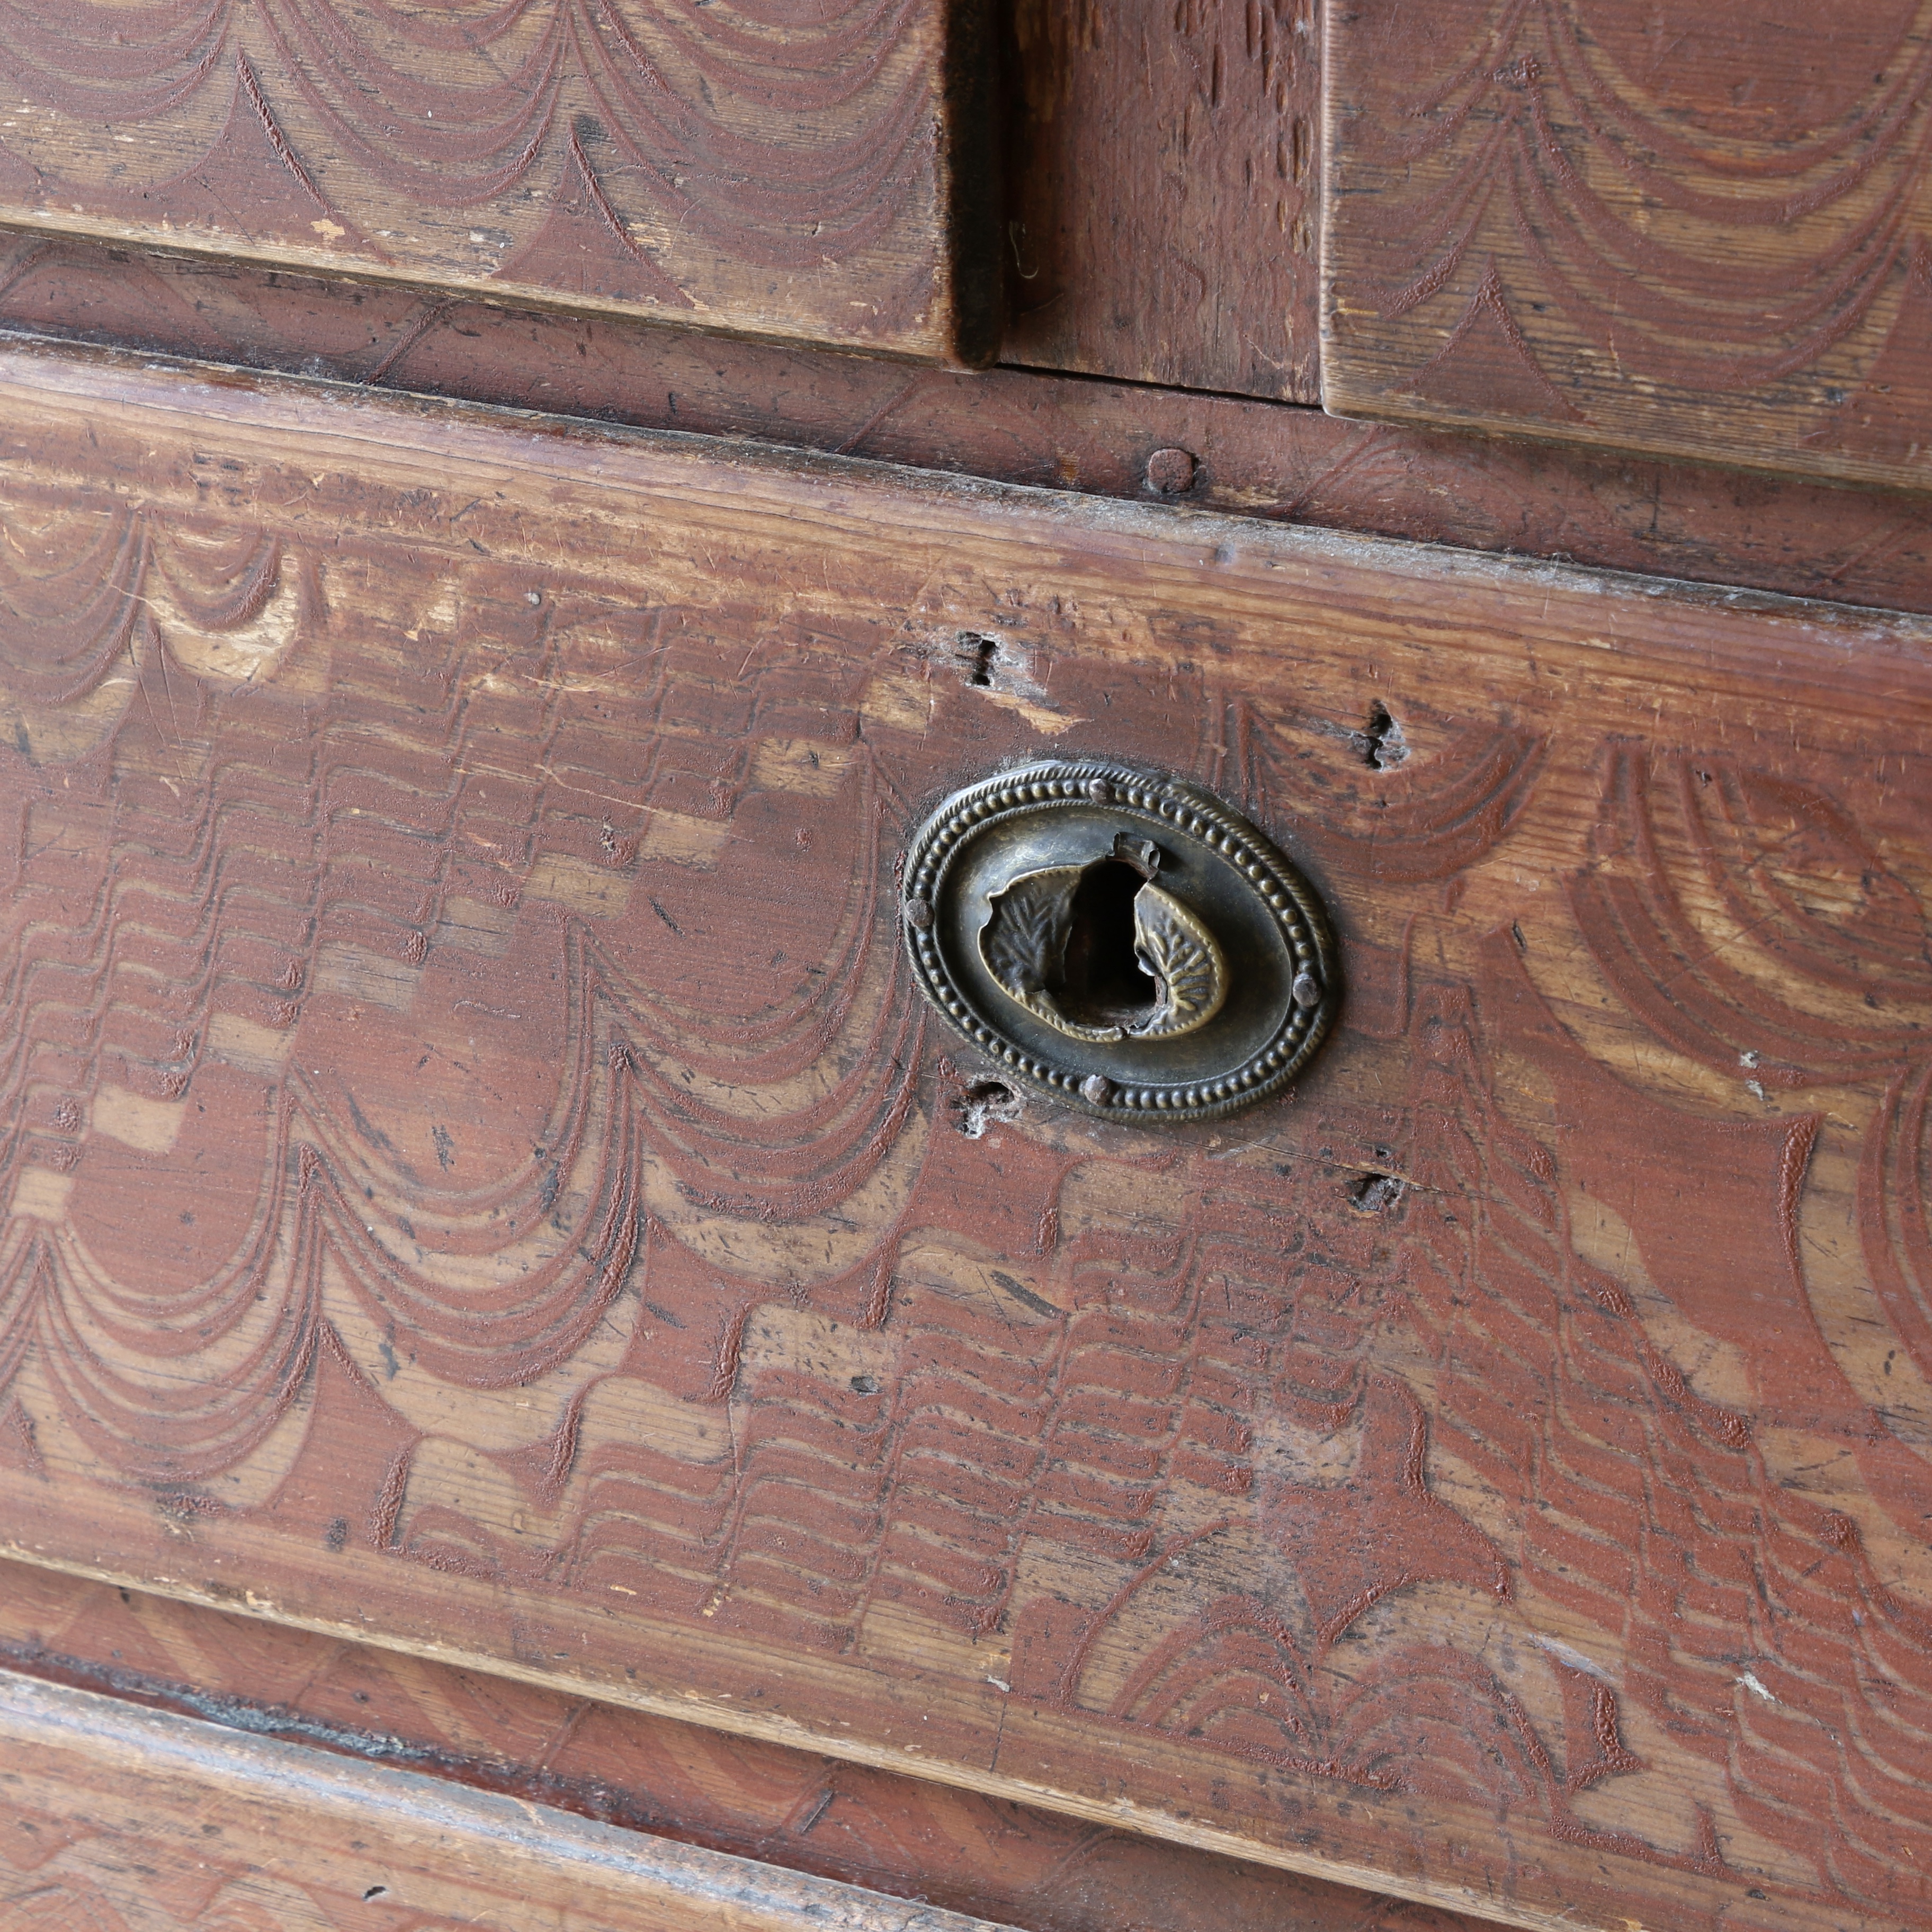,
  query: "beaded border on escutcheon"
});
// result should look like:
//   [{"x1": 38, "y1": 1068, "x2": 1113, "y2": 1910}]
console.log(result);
[{"x1": 900, "y1": 760, "x2": 1337, "y2": 1124}]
